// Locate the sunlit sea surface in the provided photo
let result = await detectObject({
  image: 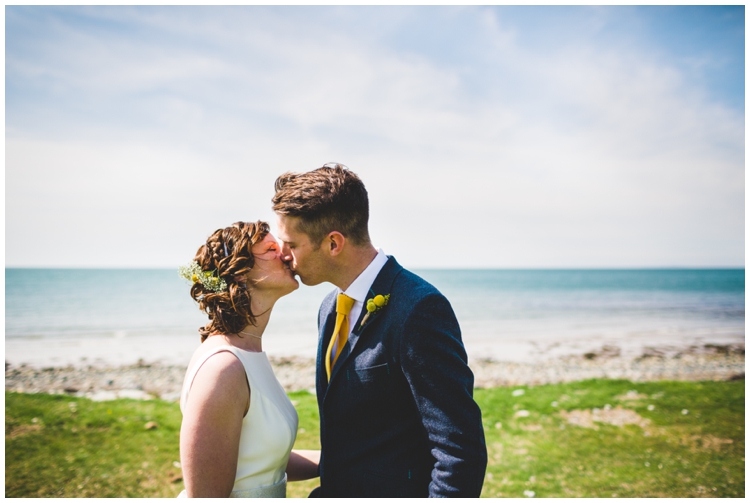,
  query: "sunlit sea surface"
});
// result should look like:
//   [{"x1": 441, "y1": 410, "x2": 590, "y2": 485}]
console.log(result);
[{"x1": 5, "y1": 268, "x2": 745, "y2": 367}]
